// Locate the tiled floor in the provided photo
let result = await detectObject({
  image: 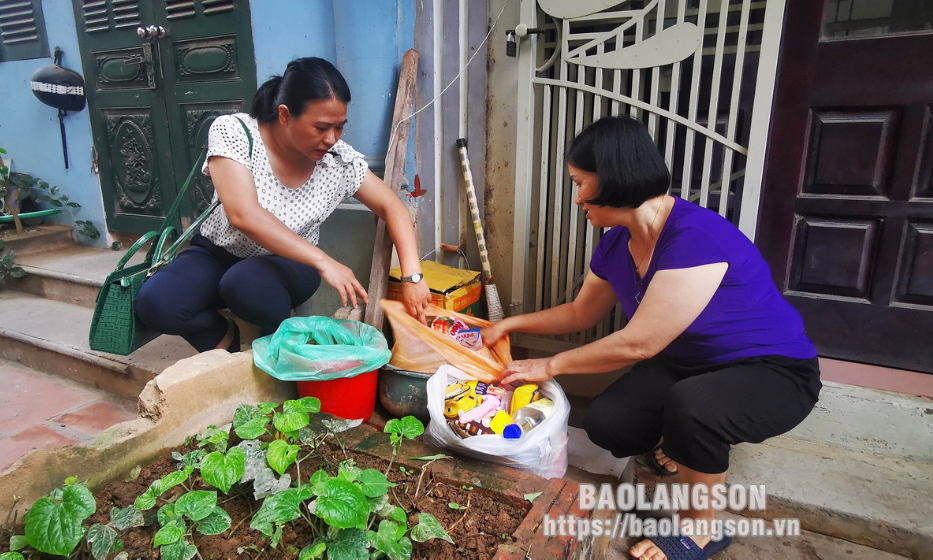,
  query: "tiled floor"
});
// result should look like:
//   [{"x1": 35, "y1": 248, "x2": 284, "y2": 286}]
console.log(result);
[{"x1": 0, "y1": 359, "x2": 138, "y2": 472}]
